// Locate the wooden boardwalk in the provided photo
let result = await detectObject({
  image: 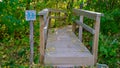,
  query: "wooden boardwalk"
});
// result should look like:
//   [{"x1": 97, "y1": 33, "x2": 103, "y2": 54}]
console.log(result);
[
  {"x1": 44, "y1": 26, "x2": 94, "y2": 66},
  {"x1": 38, "y1": 8, "x2": 103, "y2": 67}
]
